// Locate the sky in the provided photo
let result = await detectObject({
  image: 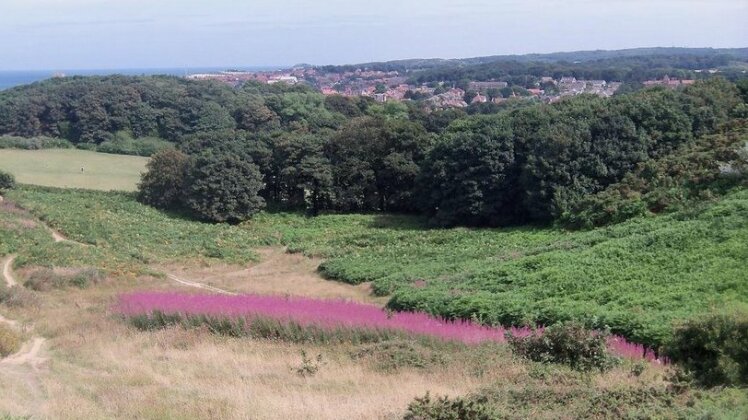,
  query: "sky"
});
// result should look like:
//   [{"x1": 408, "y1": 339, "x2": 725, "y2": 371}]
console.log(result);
[{"x1": 0, "y1": 0, "x2": 746, "y2": 70}]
